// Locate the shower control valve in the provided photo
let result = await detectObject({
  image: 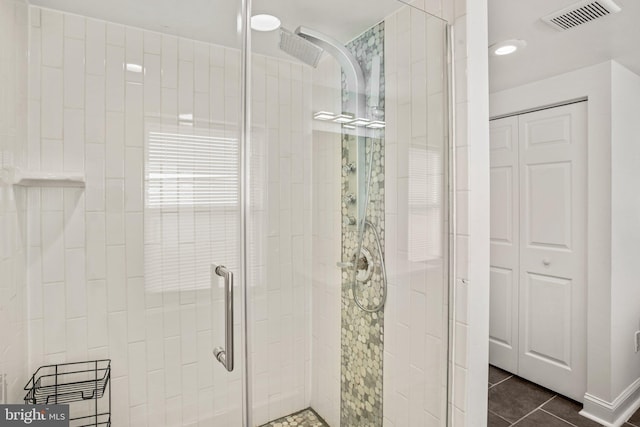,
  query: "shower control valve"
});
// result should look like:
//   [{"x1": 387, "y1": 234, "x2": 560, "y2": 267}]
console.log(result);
[
  {"x1": 344, "y1": 194, "x2": 356, "y2": 205},
  {"x1": 343, "y1": 215, "x2": 357, "y2": 226},
  {"x1": 342, "y1": 163, "x2": 356, "y2": 175}
]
